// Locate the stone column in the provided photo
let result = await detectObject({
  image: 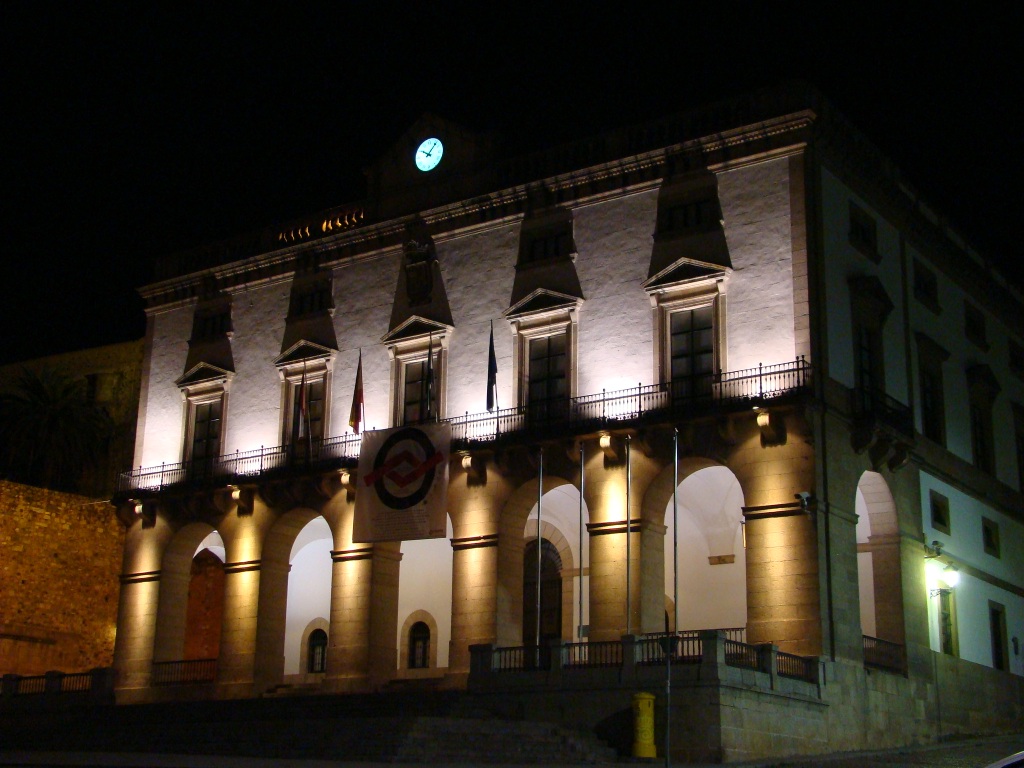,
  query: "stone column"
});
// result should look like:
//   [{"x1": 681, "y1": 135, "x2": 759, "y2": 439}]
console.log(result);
[
  {"x1": 325, "y1": 546, "x2": 374, "y2": 692},
  {"x1": 216, "y1": 559, "x2": 261, "y2": 697},
  {"x1": 111, "y1": 573, "x2": 161, "y2": 696},
  {"x1": 449, "y1": 534, "x2": 499, "y2": 673}
]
